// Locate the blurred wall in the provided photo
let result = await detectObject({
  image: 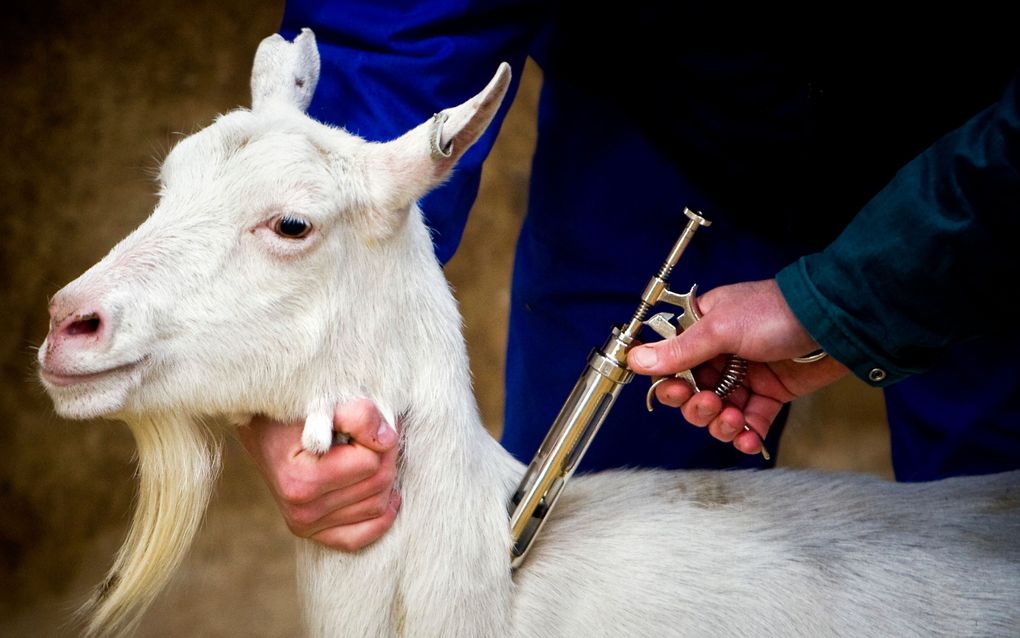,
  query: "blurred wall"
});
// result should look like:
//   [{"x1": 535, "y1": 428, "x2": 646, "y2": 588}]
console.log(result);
[
  {"x1": 0, "y1": 3, "x2": 298, "y2": 636},
  {"x1": 0, "y1": 3, "x2": 888, "y2": 636}
]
